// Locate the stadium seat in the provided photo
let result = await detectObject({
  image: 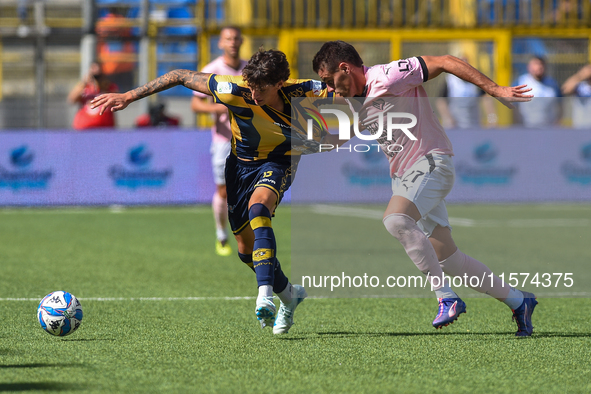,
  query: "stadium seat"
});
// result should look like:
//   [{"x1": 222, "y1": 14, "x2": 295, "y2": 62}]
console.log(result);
[
  {"x1": 162, "y1": 7, "x2": 197, "y2": 36},
  {"x1": 156, "y1": 41, "x2": 198, "y2": 96},
  {"x1": 150, "y1": 0, "x2": 196, "y2": 4}
]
